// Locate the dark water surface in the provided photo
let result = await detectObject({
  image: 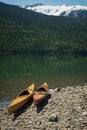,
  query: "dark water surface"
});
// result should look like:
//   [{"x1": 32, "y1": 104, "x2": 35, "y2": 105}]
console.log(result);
[{"x1": 0, "y1": 54, "x2": 87, "y2": 103}]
